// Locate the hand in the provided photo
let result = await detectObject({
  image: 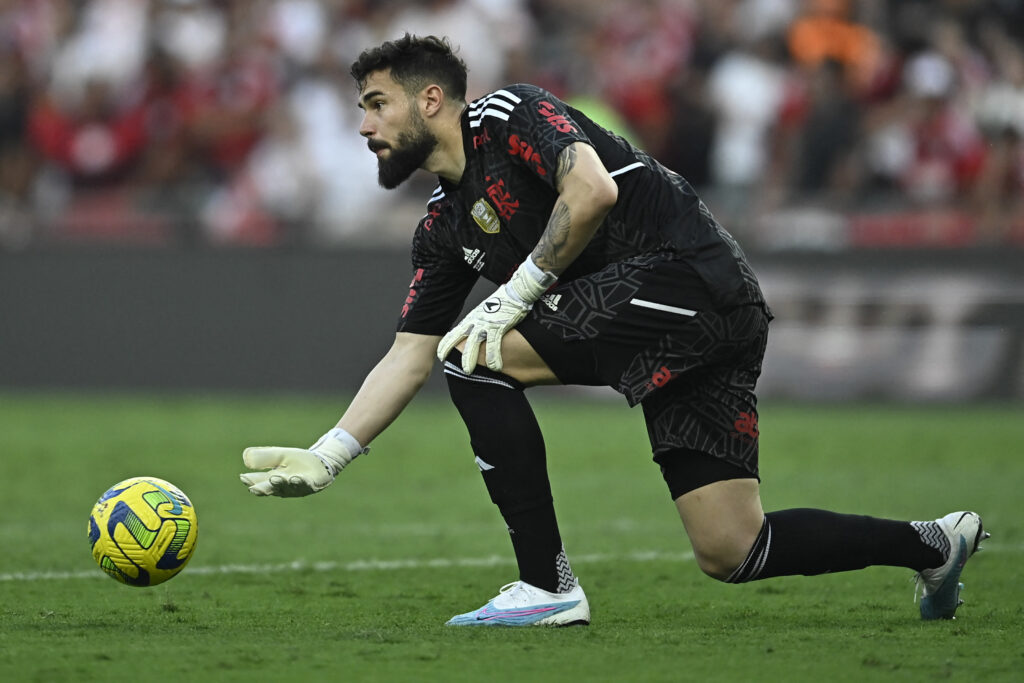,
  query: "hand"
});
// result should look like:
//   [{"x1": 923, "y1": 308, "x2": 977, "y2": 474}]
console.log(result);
[
  {"x1": 437, "y1": 257, "x2": 556, "y2": 373},
  {"x1": 239, "y1": 428, "x2": 368, "y2": 497},
  {"x1": 437, "y1": 286, "x2": 529, "y2": 374}
]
